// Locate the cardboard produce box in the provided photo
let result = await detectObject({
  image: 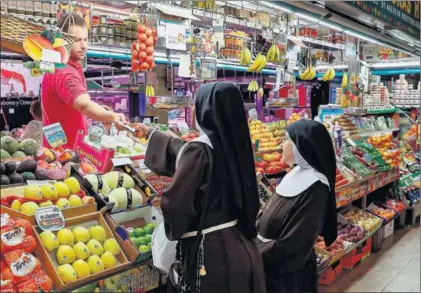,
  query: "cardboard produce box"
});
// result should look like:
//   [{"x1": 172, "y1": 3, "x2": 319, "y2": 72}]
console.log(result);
[
  {"x1": 0, "y1": 184, "x2": 97, "y2": 225},
  {"x1": 33, "y1": 212, "x2": 130, "y2": 291},
  {"x1": 105, "y1": 206, "x2": 163, "y2": 264}
]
